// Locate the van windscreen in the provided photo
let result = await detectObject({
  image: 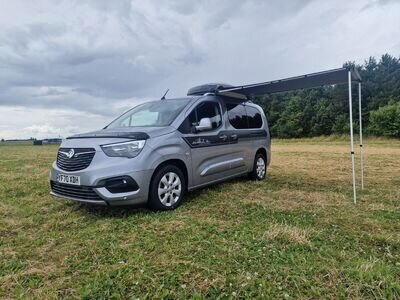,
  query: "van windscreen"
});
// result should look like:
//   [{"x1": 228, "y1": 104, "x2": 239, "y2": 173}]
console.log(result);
[{"x1": 107, "y1": 99, "x2": 190, "y2": 128}]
